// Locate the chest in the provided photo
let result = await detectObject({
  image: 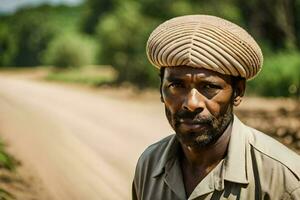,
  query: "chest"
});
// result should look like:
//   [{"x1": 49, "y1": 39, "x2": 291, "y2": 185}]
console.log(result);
[
  {"x1": 141, "y1": 177, "x2": 260, "y2": 200},
  {"x1": 181, "y1": 166, "x2": 210, "y2": 197}
]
